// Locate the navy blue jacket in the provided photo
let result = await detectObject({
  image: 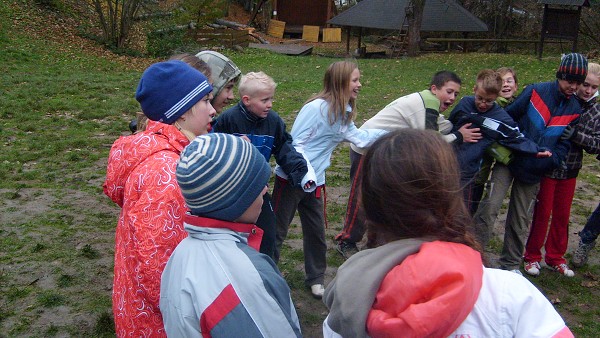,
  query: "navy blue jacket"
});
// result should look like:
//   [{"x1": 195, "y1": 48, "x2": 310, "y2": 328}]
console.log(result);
[
  {"x1": 213, "y1": 102, "x2": 309, "y2": 187},
  {"x1": 450, "y1": 96, "x2": 542, "y2": 181},
  {"x1": 505, "y1": 81, "x2": 581, "y2": 183}
]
